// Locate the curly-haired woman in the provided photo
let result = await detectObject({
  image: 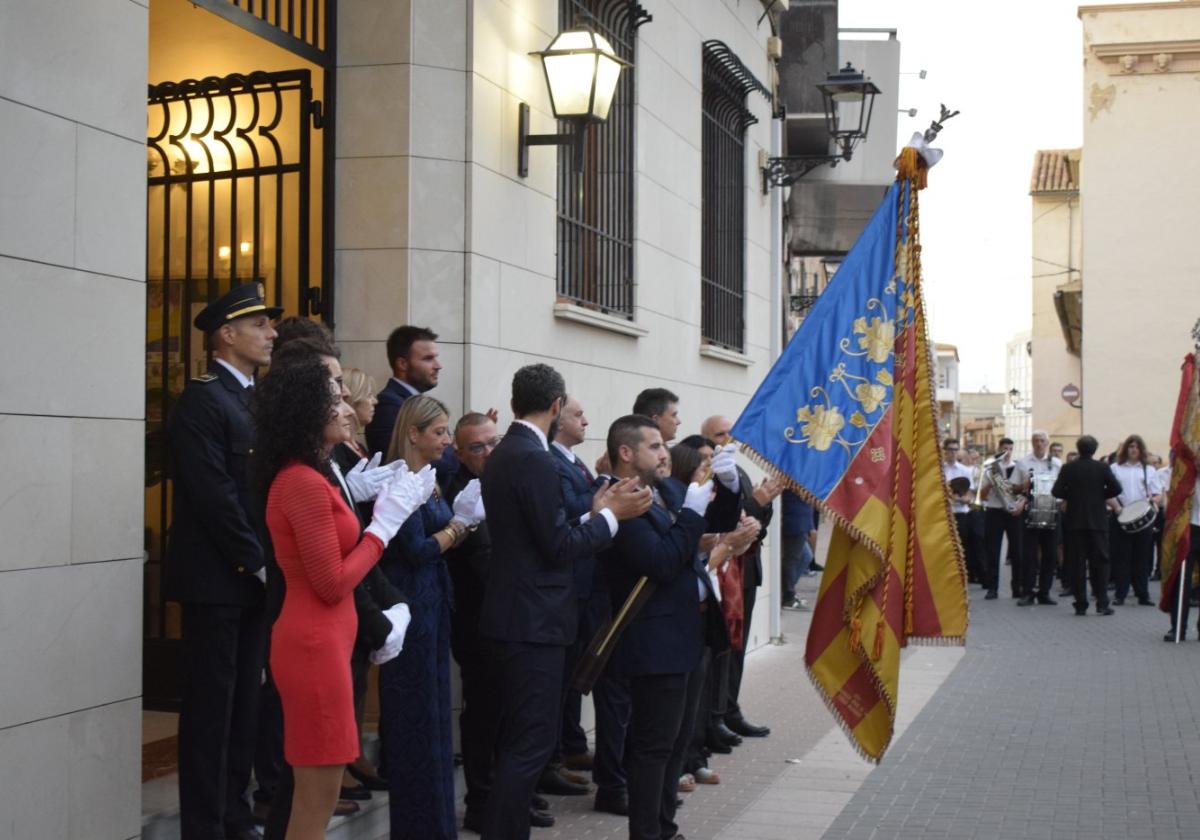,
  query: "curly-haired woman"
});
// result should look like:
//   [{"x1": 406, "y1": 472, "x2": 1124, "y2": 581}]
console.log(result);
[
  {"x1": 255, "y1": 357, "x2": 433, "y2": 840},
  {"x1": 379, "y1": 394, "x2": 484, "y2": 839},
  {"x1": 1111, "y1": 433, "x2": 1162, "y2": 605}
]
